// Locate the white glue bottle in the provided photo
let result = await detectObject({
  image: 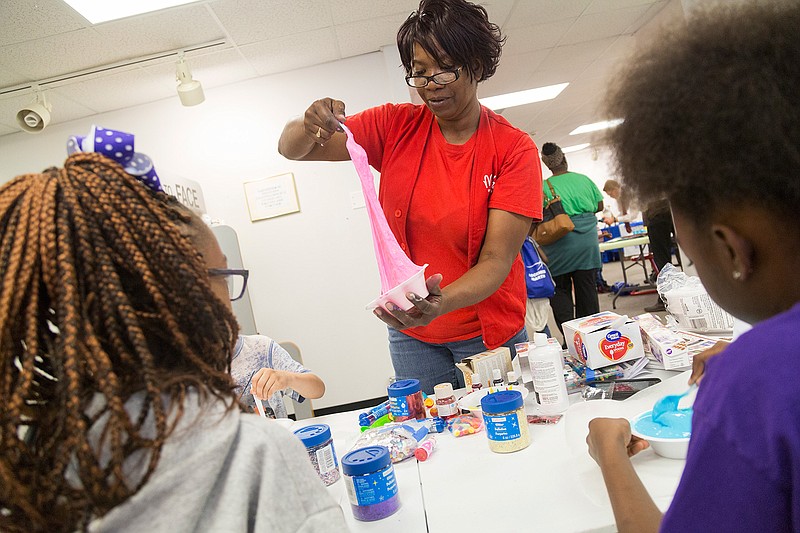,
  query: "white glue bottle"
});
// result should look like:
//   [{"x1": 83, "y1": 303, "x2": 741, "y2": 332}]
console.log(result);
[{"x1": 530, "y1": 333, "x2": 570, "y2": 414}]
